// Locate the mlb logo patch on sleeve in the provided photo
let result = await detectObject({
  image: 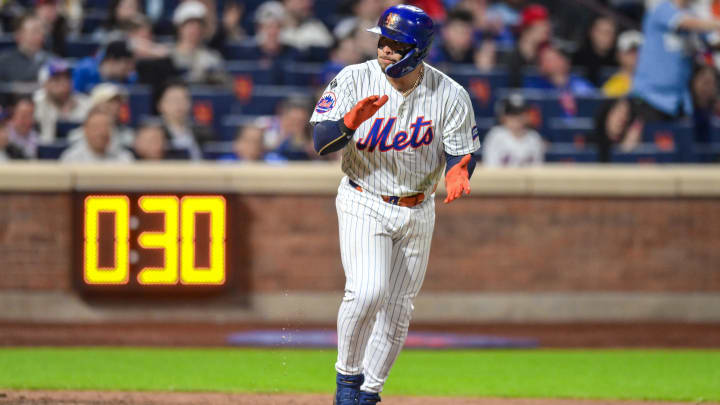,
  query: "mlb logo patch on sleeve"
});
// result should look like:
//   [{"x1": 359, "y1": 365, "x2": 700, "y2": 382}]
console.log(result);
[{"x1": 316, "y1": 92, "x2": 337, "y2": 114}]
